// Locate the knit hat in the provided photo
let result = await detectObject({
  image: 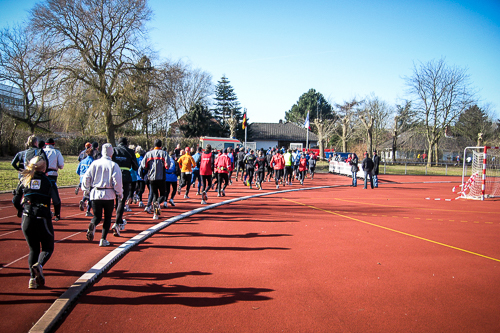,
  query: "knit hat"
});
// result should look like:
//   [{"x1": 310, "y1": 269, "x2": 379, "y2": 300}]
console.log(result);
[{"x1": 118, "y1": 137, "x2": 128, "y2": 146}]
